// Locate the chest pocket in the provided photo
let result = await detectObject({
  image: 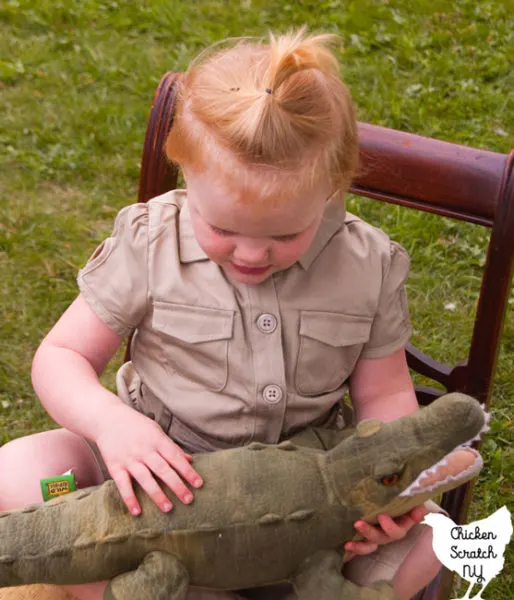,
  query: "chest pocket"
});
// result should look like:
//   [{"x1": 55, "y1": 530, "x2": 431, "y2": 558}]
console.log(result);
[
  {"x1": 152, "y1": 302, "x2": 234, "y2": 392},
  {"x1": 295, "y1": 311, "x2": 373, "y2": 396}
]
